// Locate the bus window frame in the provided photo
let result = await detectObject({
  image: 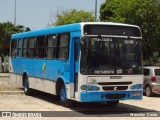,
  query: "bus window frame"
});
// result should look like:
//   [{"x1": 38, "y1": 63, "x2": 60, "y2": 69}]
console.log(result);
[
  {"x1": 56, "y1": 33, "x2": 70, "y2": 61},
  {"x1": 36, "y1": 35, "x2": 46, "y2": 59},
  {"x1": 45, "y1": 34, "x2": 57, "y2": 60},
  {"x1": 10, "y1": 39, "x2": 17, "y2": 58},
  {"x1": 28, "y1": 37, "x2": 36, "y2": 58},
  {"x1": 17, "y1": 38, "x2": 22, "y2": 58},
  {"x1": 22, "y1": 38, "x2": 29, "y2": 58}
]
